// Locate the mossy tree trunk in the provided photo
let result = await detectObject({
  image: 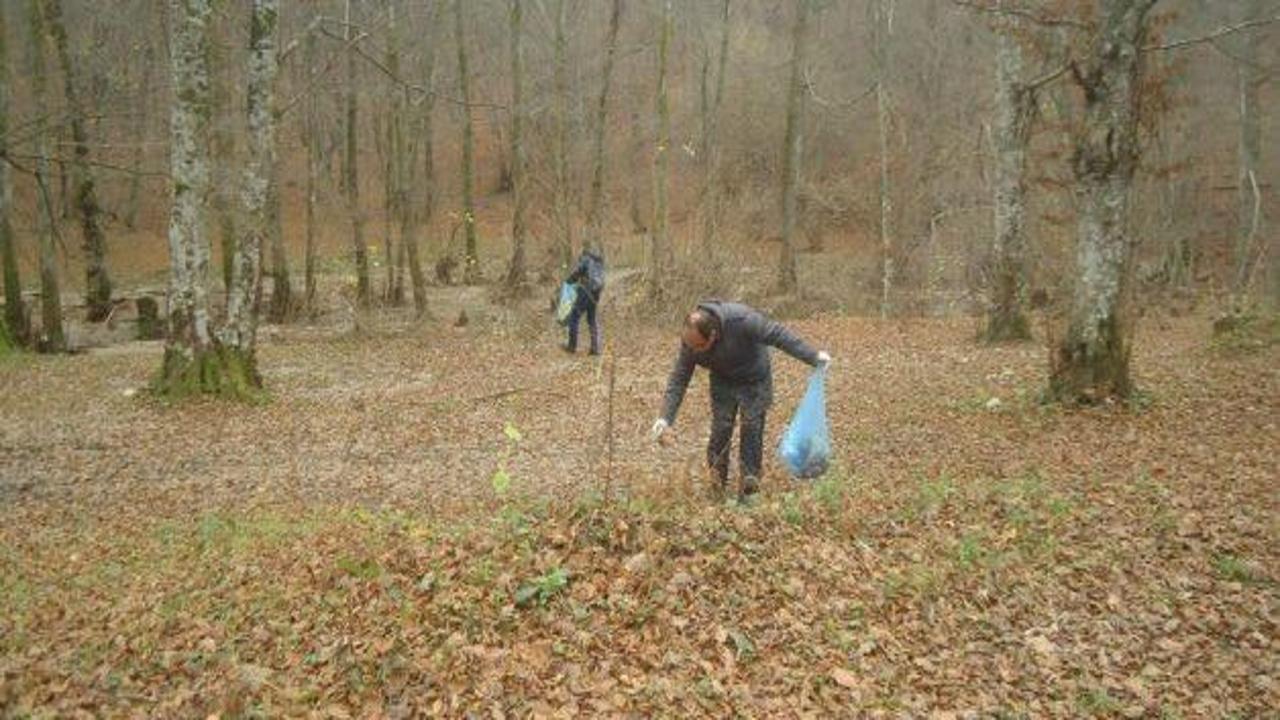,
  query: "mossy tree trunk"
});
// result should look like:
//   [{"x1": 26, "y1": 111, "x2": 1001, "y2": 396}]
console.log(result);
[
  {"x1": 1050, "y1": 0, "x2": 1157, "y2": 403},
  {"x1": 0, "y1": 1, "x2": 28, "y2": 346},
  {"x1": 44, "y1": 0, "x2": 112, "y2": 322},
  {"x1": 158, "y1": 0, "x2": 258, "y2": 399},
  {"x1": 984, "y1": 7, "x2": 1035, "y2": 343}
]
